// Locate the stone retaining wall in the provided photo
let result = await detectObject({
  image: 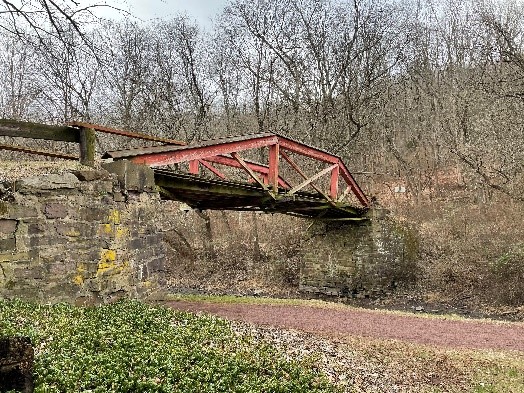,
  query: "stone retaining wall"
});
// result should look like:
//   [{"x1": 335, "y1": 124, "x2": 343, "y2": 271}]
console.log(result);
[{"x1": 0, "y1": 166, "x2": 165, "y2": 304}]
